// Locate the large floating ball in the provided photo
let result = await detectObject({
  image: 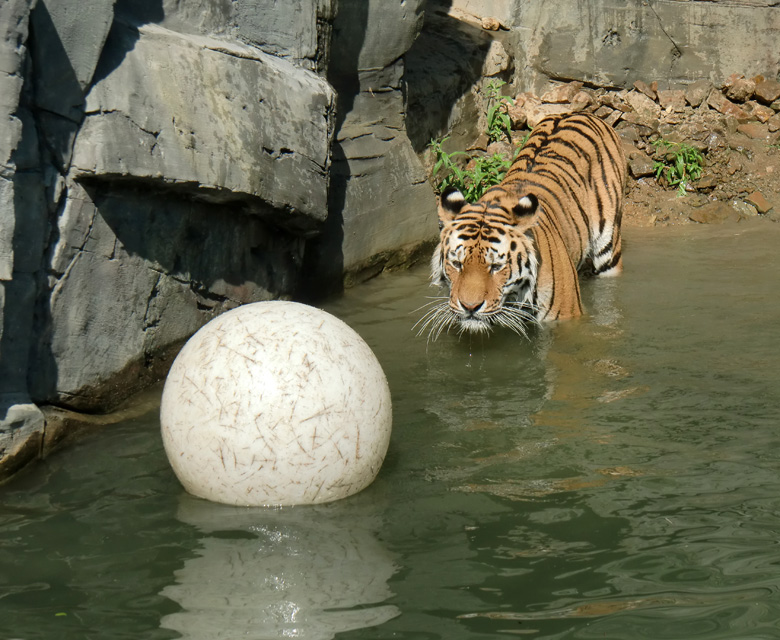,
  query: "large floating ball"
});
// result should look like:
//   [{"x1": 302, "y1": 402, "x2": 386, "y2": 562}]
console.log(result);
[{"x1": 160, "y1": 301, "x2": 392, "y2": 506}]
